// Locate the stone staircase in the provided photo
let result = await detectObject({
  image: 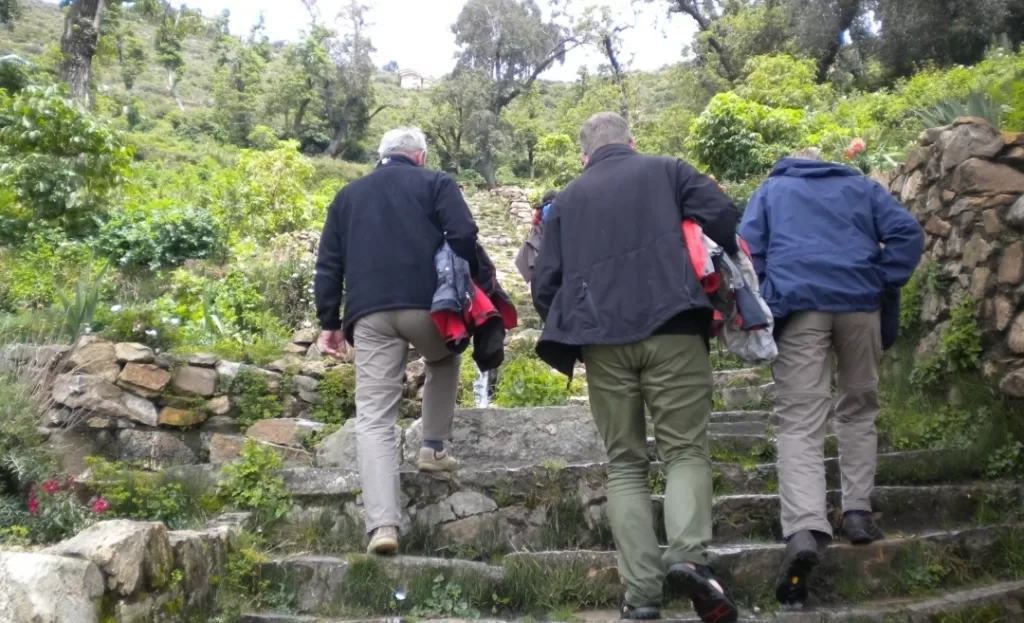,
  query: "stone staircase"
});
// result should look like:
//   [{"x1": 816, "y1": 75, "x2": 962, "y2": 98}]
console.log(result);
[{"x1": 236, "y1": 362, "x2": 1024, "y2": 622}]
